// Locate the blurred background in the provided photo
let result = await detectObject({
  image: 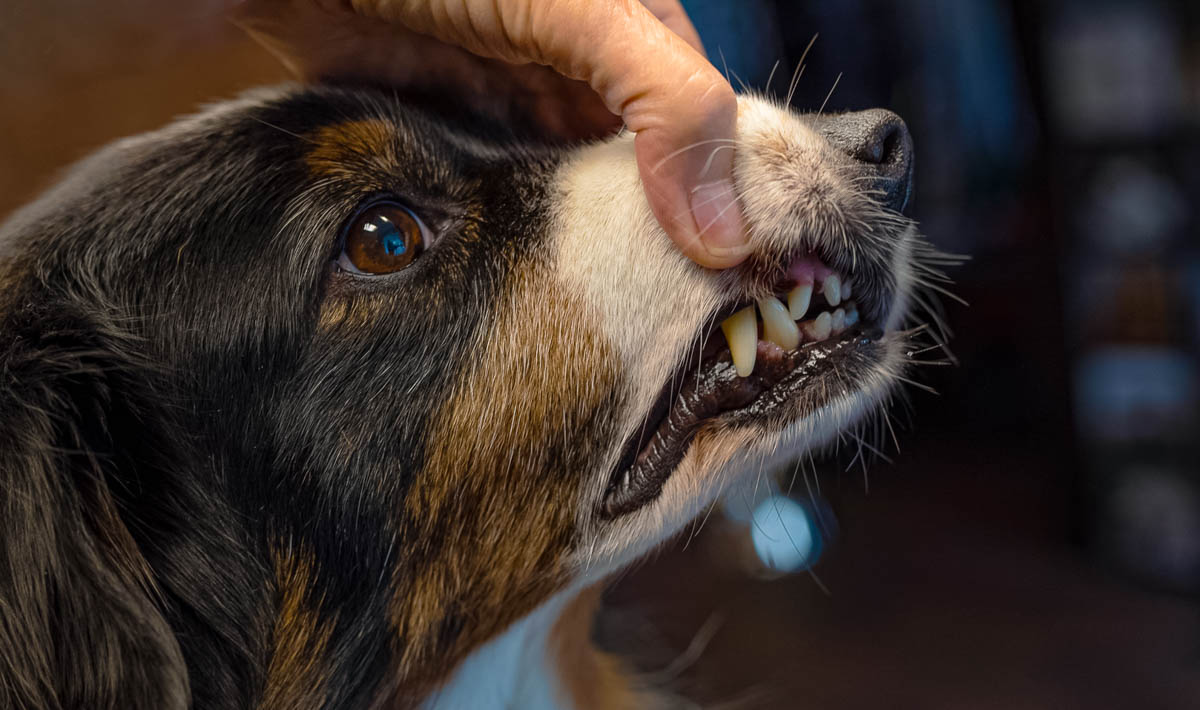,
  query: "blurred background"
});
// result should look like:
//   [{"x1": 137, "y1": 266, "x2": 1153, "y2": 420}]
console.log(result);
[{"x1": 2, "y1": 0, "x2": 1198, "y2": 707}]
